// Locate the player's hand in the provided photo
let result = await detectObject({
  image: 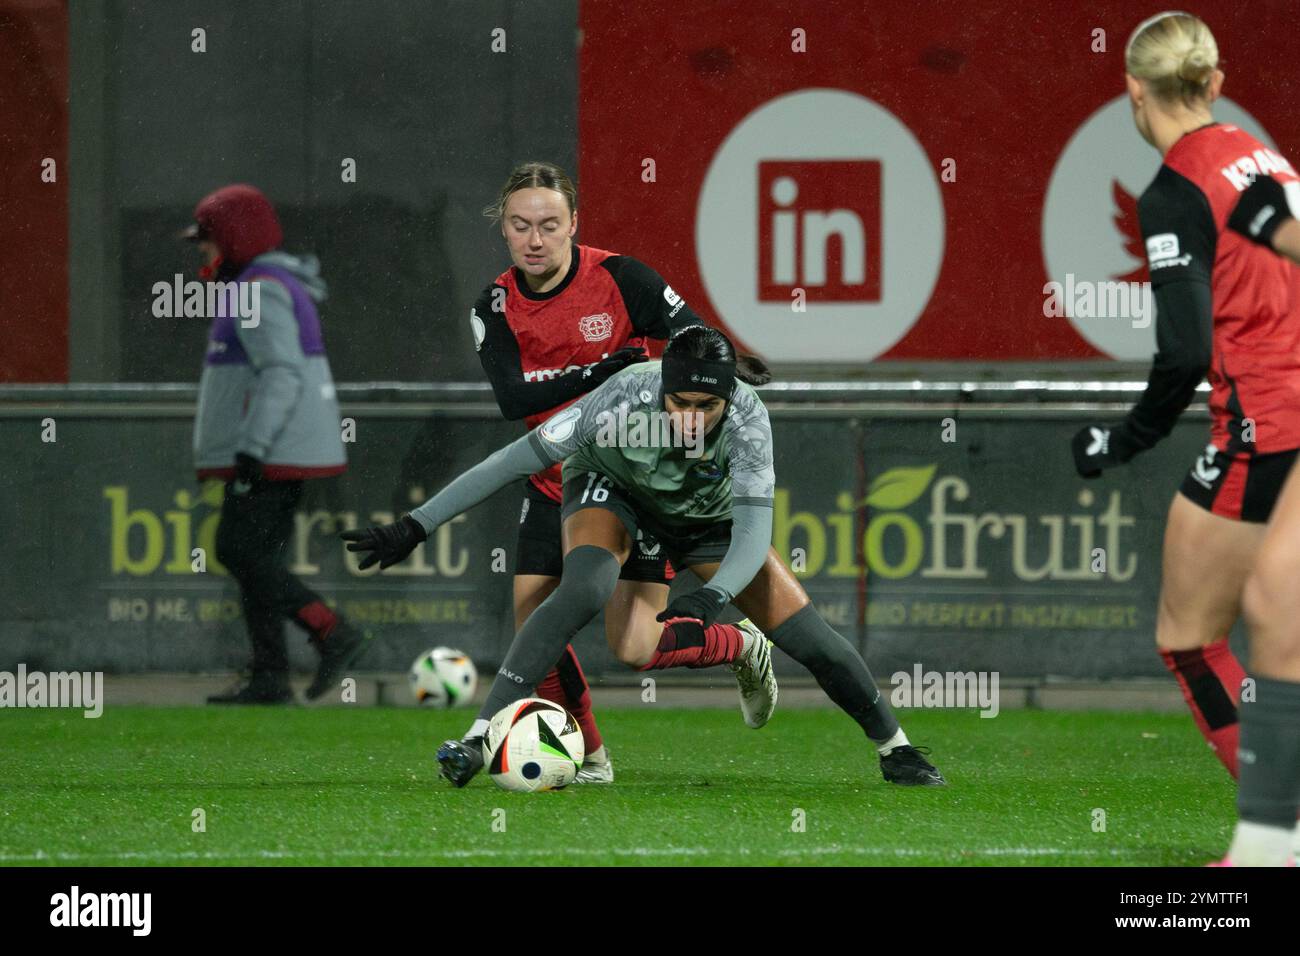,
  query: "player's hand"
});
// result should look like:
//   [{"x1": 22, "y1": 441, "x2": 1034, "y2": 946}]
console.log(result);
[
  {"x1": 656, "y1": 587, "x2": 728, "y2": 629},
  {"x1": 1071, "y1": 424, "x2": 1141, "y2": 478},
  {"x1": 230, "y1": 452, "x2": 263, "y2": 495},
  {"x1": 581, "y1": 346, "x2": 648, "y2": 386},
  {"x1": 340, "y1": 514, "x2": 428, "y2": 570},
  {"x1": 1228, "y1": 174, "x2": 1295, "y2": 249}
]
